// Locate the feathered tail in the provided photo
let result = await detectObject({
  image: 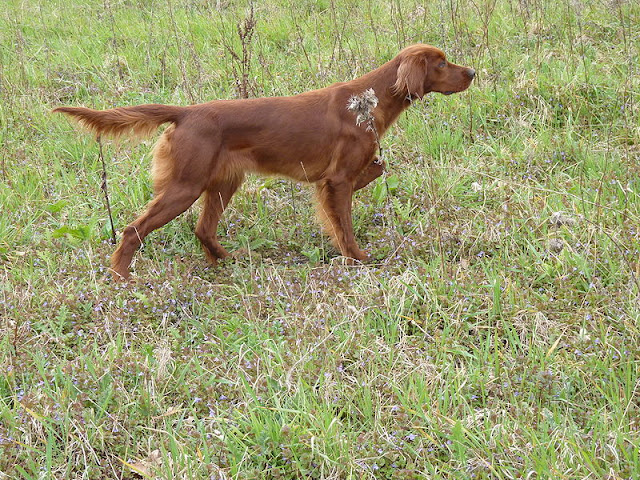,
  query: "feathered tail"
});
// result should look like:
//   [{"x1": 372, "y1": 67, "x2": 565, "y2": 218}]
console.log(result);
[{"x1": 53, "y1": 104, "x2": 185, "y2": 138}]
